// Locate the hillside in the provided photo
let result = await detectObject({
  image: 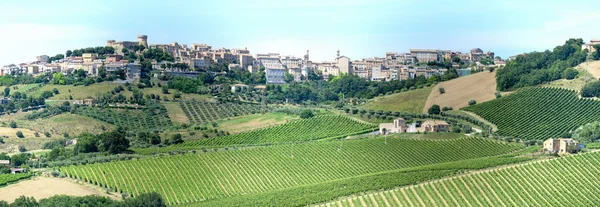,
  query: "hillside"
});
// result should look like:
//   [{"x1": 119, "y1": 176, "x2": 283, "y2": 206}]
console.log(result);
[
  {"x1": 423, "y1": 71, "x2": 501, "y2": 113},
  {"x1": 580, "y1": 60, "x2": 600, "y2": 79},
  {"x1": 319, "y1": 152, "x2": 600, "y2": 207},
  {"x1": 362, "y1": 87, "x2": 432, "y2": 114},
  {"x1": 464, "y1": 87, "x2": 600, "y2": 140},
  {"x1": 62, "y1": 135, "x2": 522, "y2": 206}
]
